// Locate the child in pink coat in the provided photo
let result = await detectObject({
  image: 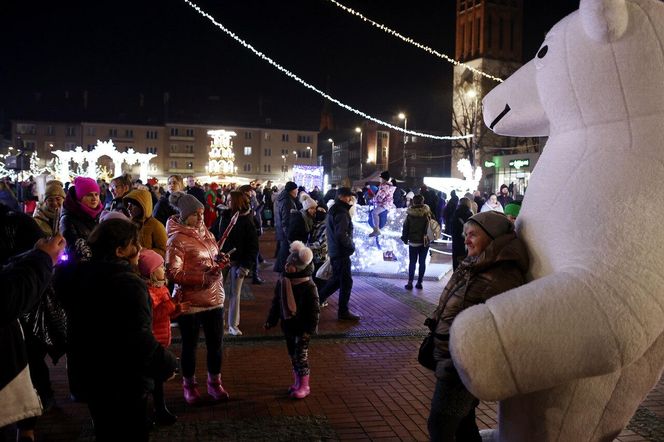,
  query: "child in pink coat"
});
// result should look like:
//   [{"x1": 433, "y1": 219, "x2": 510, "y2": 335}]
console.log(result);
[{"x1": 138, "y1": 249, "x2": 189, "y2": 425}]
